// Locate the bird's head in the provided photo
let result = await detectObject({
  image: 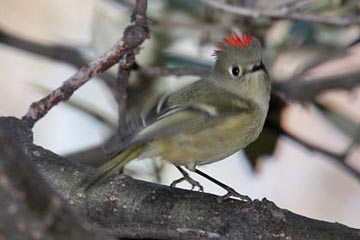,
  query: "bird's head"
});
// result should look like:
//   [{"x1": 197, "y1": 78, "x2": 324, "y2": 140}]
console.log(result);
[{"x1": 211, "y1": 33, "x2": 267, "y2": 81}]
